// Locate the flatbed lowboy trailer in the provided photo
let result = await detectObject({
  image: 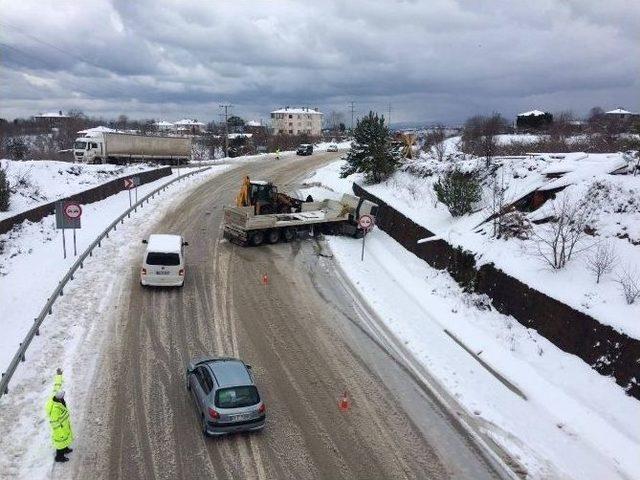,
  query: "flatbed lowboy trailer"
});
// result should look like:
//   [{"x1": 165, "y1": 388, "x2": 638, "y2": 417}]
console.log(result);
[{"x1": 223, "y1": 193, "x2": 378, "y2": 246}]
